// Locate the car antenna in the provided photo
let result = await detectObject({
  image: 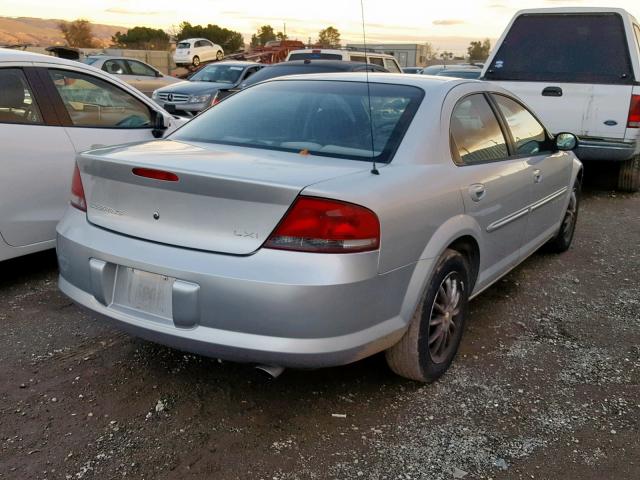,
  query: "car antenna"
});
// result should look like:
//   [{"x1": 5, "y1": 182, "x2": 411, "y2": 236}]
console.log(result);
[{"x1": 360, "y1": 0, "x2": 379, "y2": 175}]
